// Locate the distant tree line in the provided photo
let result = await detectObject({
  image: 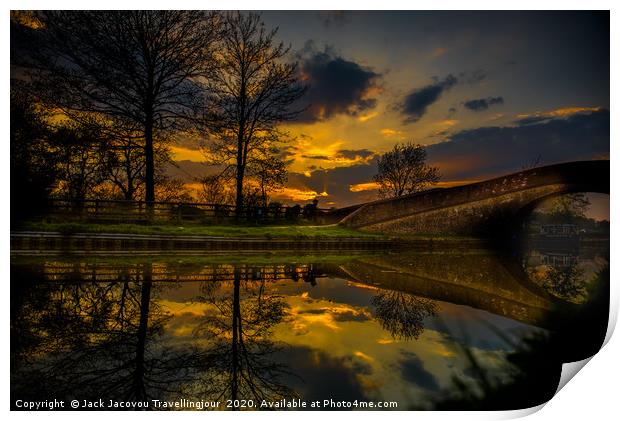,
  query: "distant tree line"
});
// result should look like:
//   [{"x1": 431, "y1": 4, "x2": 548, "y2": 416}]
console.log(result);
[{"x1": 10, "y1": 11, "x2": 305, "y2": 224}]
